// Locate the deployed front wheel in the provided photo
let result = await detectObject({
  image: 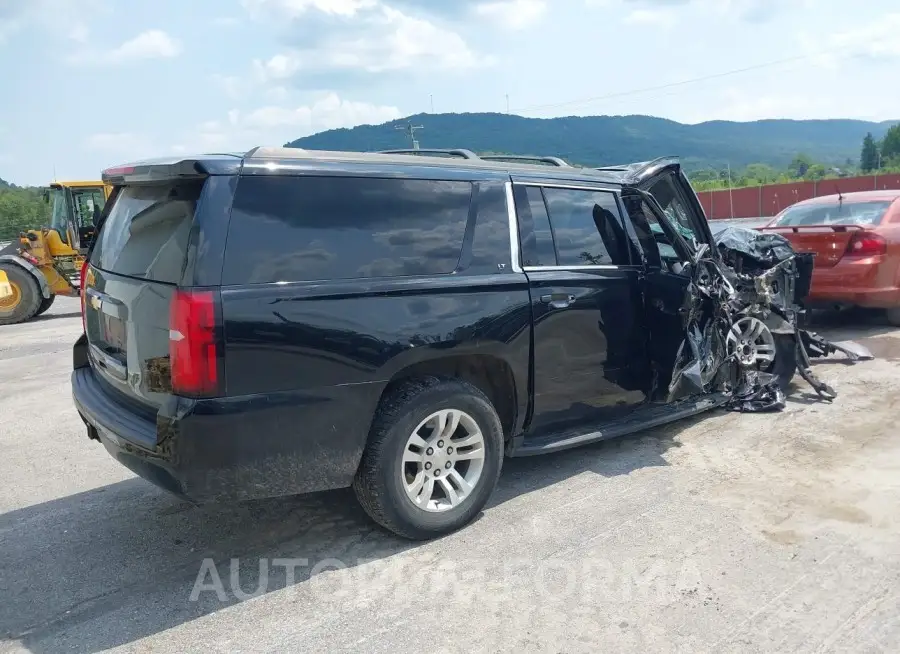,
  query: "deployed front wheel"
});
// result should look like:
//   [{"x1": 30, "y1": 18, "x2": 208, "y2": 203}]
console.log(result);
[{"x1": 353, "y1": 377, "x2": 504, "y2": 540}]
